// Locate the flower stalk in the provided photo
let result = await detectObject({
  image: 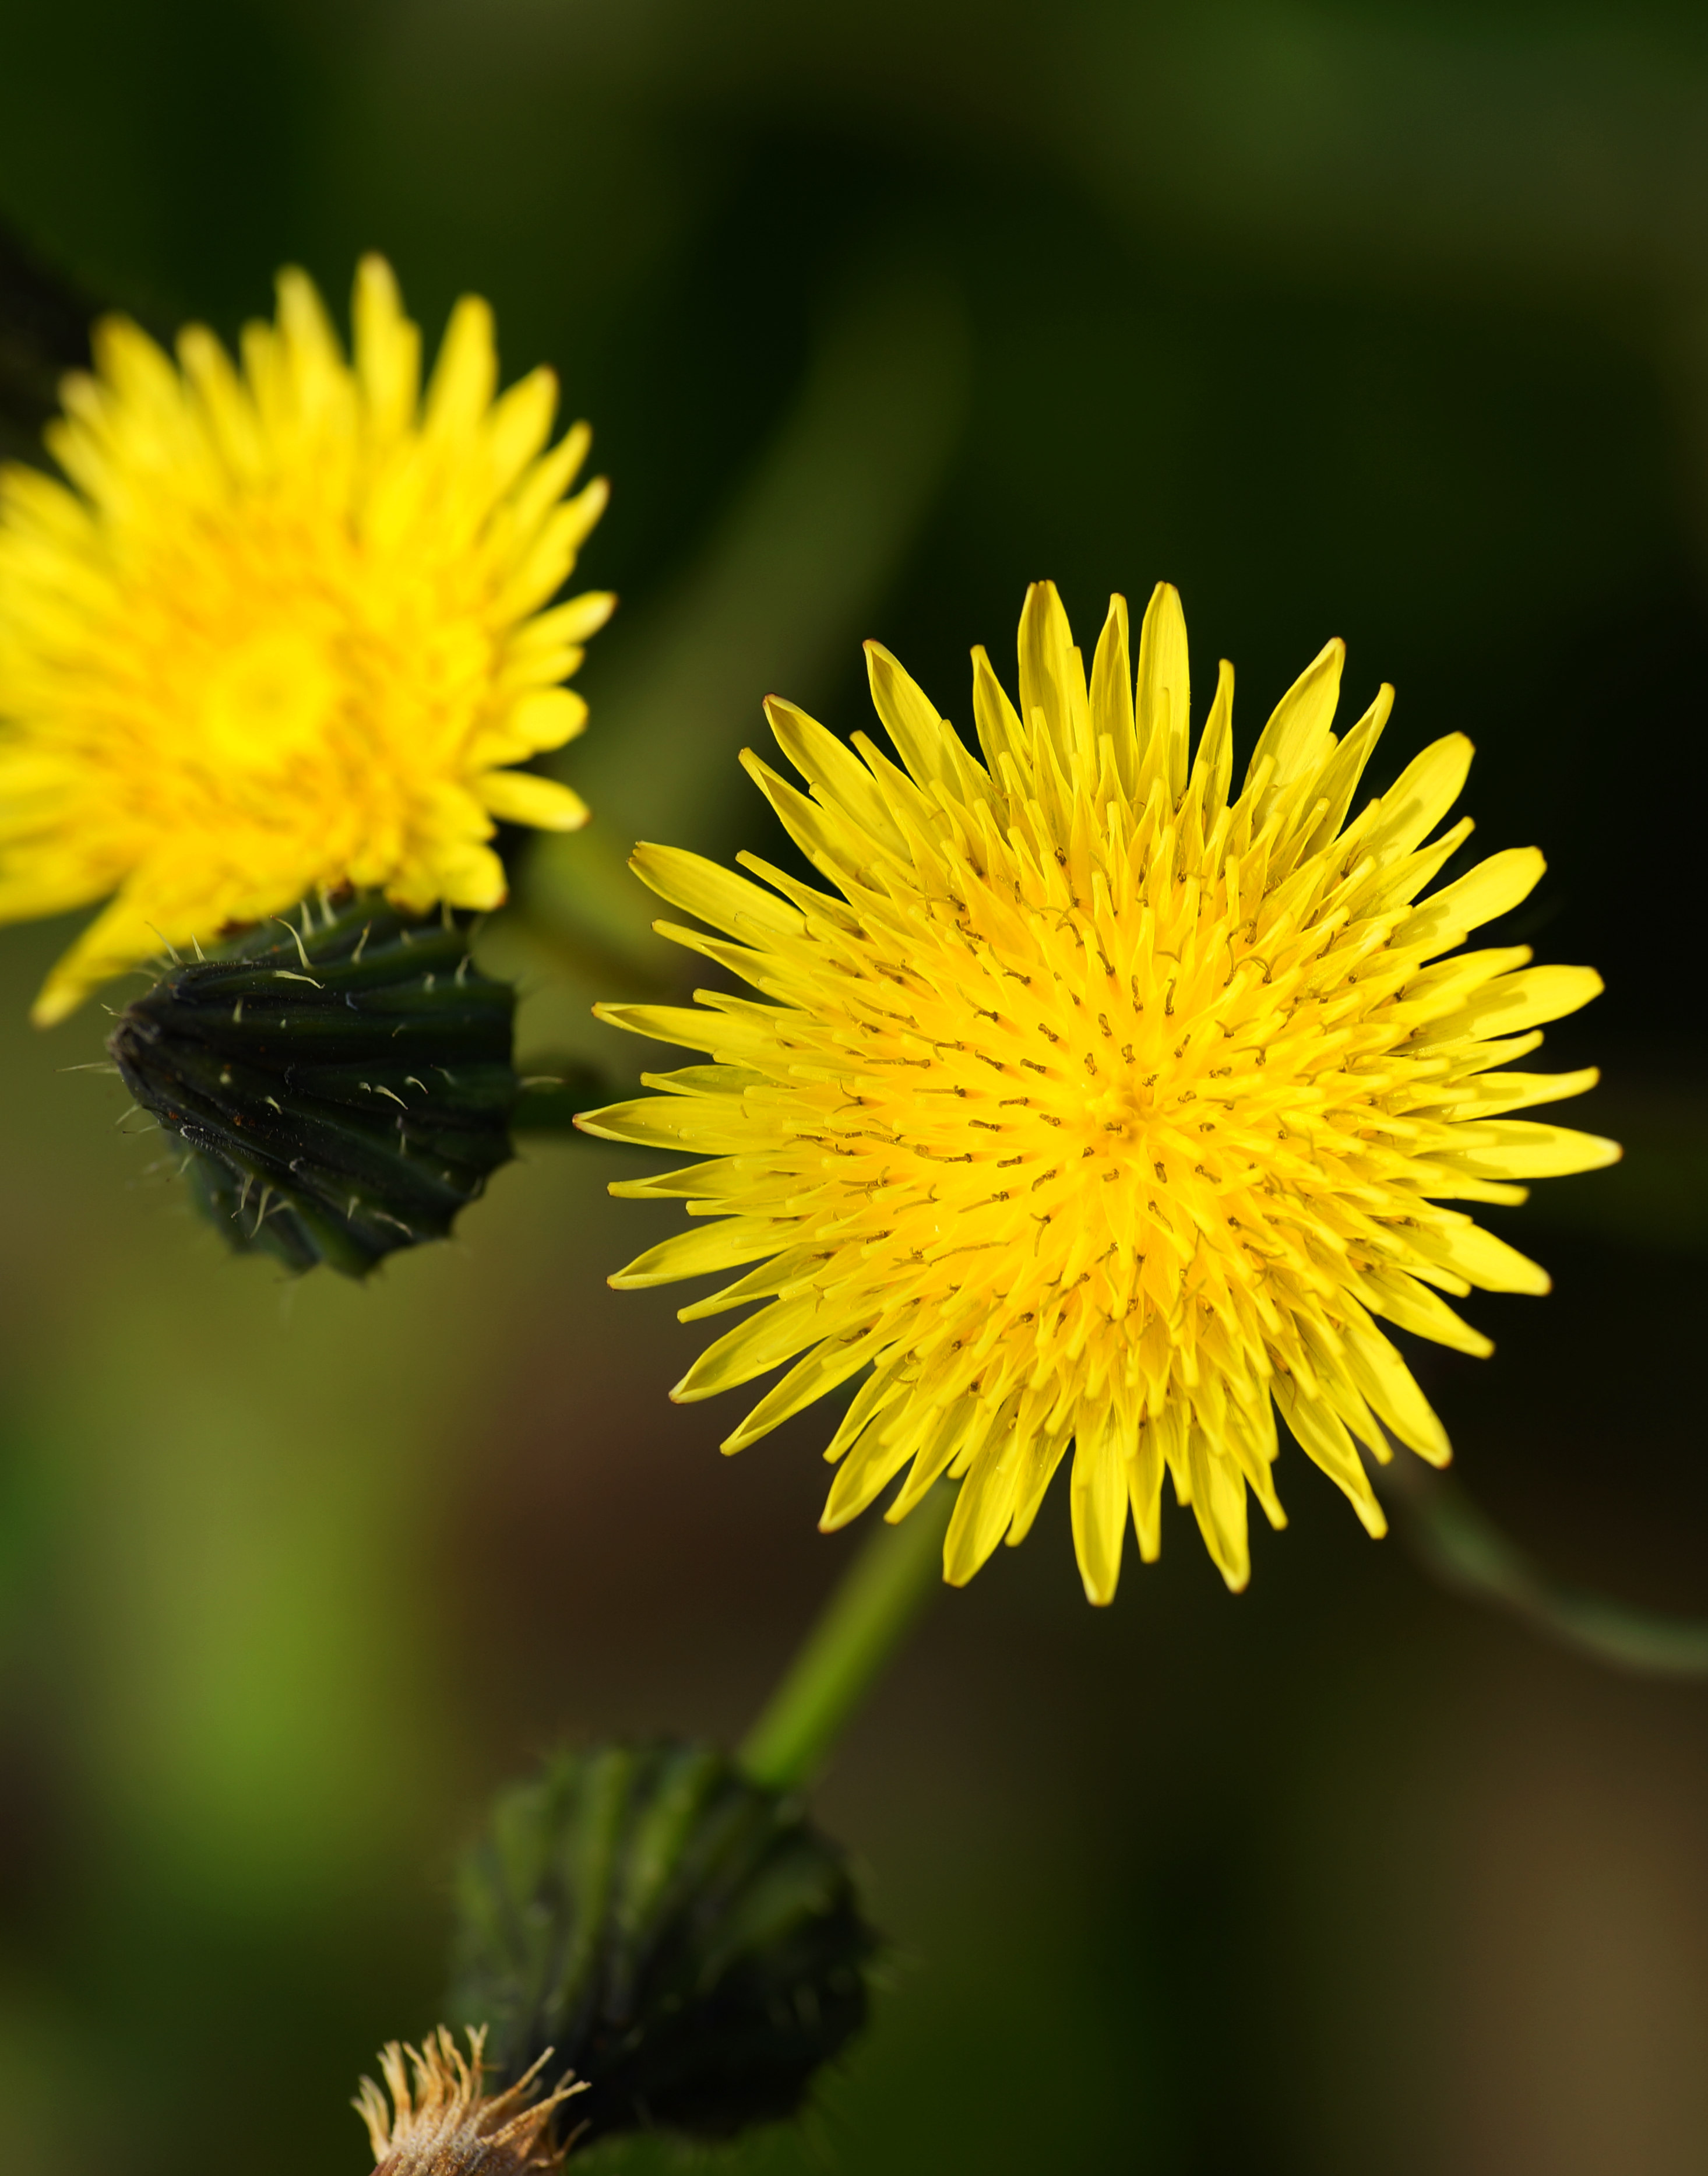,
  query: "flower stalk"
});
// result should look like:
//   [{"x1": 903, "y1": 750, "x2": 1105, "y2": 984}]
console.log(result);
[{"x1": 739, "y1": 1486, "x2": 955, "y2": 1792}]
